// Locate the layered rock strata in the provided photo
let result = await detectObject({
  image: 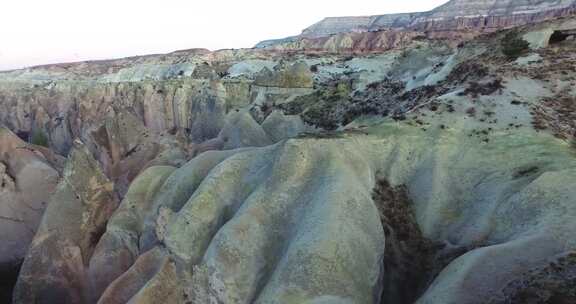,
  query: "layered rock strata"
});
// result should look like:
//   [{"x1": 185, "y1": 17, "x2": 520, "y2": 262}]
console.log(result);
[{"x1": 257, "y1": 0, "x2": 576, "y2": 52}]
